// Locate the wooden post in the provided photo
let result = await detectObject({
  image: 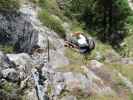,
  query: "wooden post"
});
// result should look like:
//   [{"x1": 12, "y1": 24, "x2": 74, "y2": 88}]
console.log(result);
[{"x1": 47, "y1": 37, "x2": 50, "y2": 62}]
